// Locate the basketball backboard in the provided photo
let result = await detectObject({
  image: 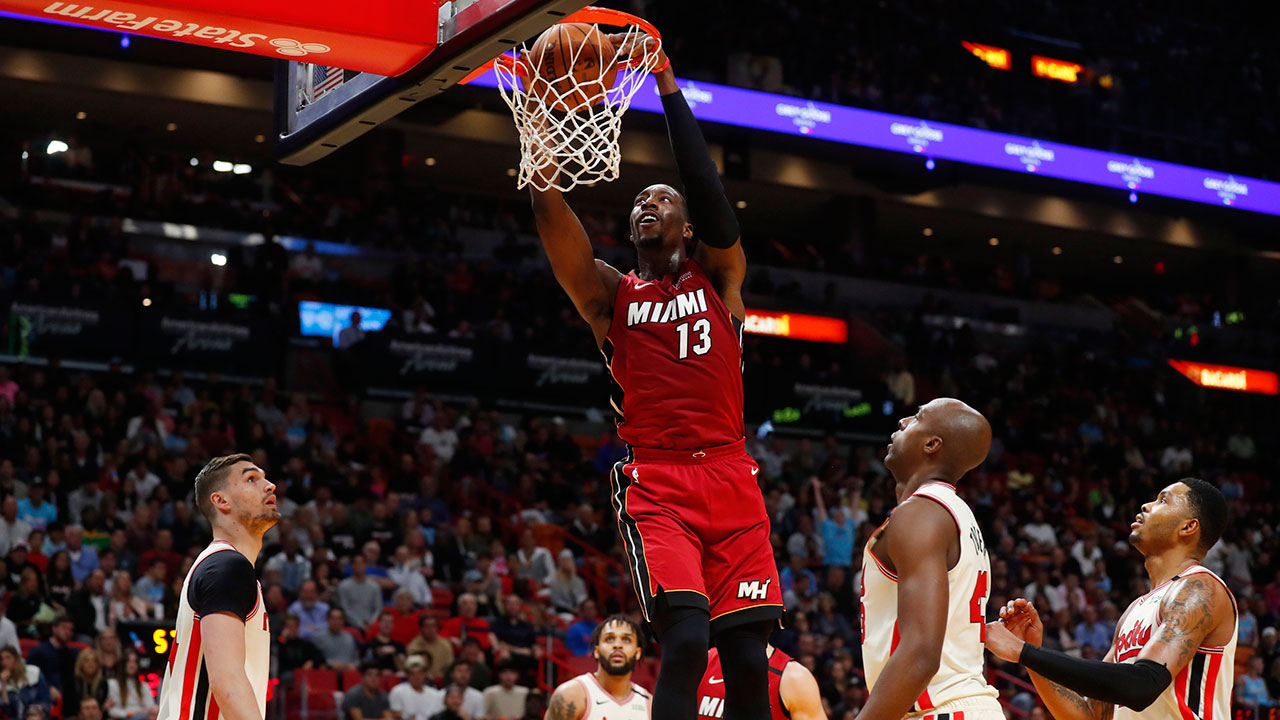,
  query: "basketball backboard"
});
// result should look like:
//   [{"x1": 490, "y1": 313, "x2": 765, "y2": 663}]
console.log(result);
[{"x1": 274, "y1": 0, "x2": 589, "y2": 166}]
